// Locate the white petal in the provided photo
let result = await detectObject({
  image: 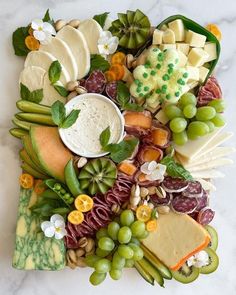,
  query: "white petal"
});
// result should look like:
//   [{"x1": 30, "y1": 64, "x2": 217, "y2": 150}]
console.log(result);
[
  {"x1": 31, "y1": 19, "x2": 43, "y2": 30},
  {"x1": 108, "y1": 42, "x2": 118, "y2": 54},
  {"x1": 33, "y1": 30, "x2": 46, "y2": 41},
  {"x1": 40, "y1": 33, "x2": 52, "y2": 45},
  {"x1": 148, "y1": 161, "x2": 158, "y2": 171},
  {"x1": 41, "y1": 221, "x2": 53, "y2": 232},
  {"x1": 55, "y1": 228, "x2": 67, "y2": 240},
  {"x1": 156, "y1": 164, "x2": 167, "y2": 174},
  {"x1": 50, "y1": 214, "x2": 64, "y2": 225},
  {"x1": 42, "y1": 22, "x2": 56, "y2": 35},
  {"x1": 54, "y1": 219, "x2": 65, "y2": 228},
  {"x1": 187, "y1": 256, "x2": 195, "y2": 267},
  {"x1": 44, "y1": 226, "x2": 55, "y2": 238},
  {"x1": 146, "y1": 170, "x2": 162, "y2": 181},
  {"x1": 98, "y1": 36, "x2": 109, "y2": 45},
  {"x1": 98, "y1": 44, "x2": 110, "y2": 55},
  {"x1": 140, "y1": 162, "x2": 152, "y2": 175},
  {"x1": 100, "y1": 30, "x2": 112, "y2": 39}
]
